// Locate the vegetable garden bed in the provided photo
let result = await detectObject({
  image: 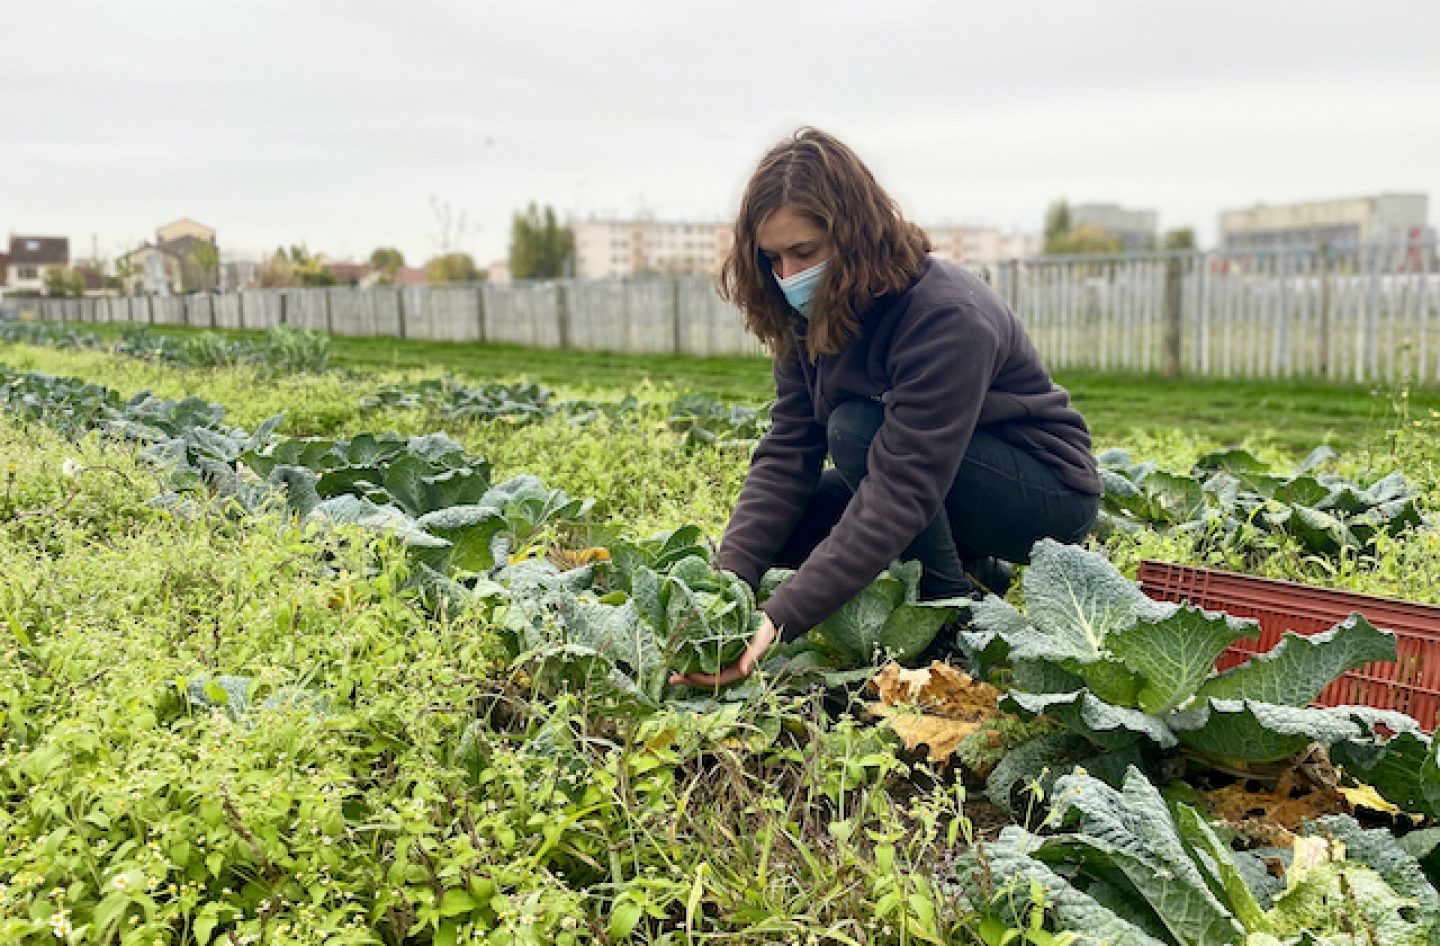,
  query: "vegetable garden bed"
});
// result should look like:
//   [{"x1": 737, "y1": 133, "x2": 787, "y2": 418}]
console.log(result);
[{"x1": 3, "y1": 338, "x2": 1440, "y2": 945}]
